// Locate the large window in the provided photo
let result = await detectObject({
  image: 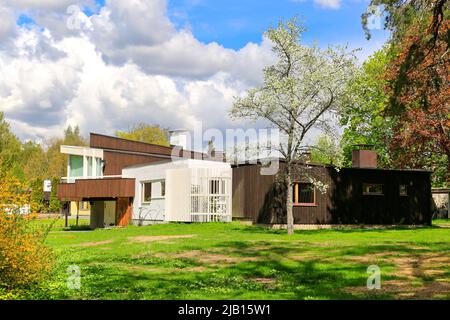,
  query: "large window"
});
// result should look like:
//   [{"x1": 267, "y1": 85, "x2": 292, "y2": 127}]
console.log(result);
[
  {"x1": 293, "y1": 182, "x2": 316, "y2": 206},
  {"x1": 142, "y1": 180, "x2": 165, "y2": 204},
  {"x1": 96, "y1": 158, "x2": 103, "y2": 177},
  {"x1": 362, "y1": 183, "x2": 384, "y2": 195},
  {"x1": 87, "y1": 156, "x2": 93, "y2": 177},
  {"x1": 69, "y1": 155, "x2": 83, "y2": 177}
]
